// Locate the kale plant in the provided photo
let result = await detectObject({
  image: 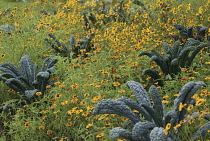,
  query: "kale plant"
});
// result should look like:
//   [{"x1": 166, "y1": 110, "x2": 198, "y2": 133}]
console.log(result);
[
  {"x1": 70, "y1": 33, "x2": 95, "y2": 59},
  {"x1": 0, "y1": 55, "x2": 57, "y2": 112},
  {"x1": 93, "y1": 81, "x2": 209, "y2": 141},
  {"x1": 168, "y1": 24, "x2": 209, "y2": 42},
  {"x1": 45, "y1": 33, "x2": 71, "y2": 59},
  {"x1": 139, "y1": 38, "x2": 209, "y2": 85},
  {"x1": 45, "y1": 33, "x2": 95, "y2": 60}
]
